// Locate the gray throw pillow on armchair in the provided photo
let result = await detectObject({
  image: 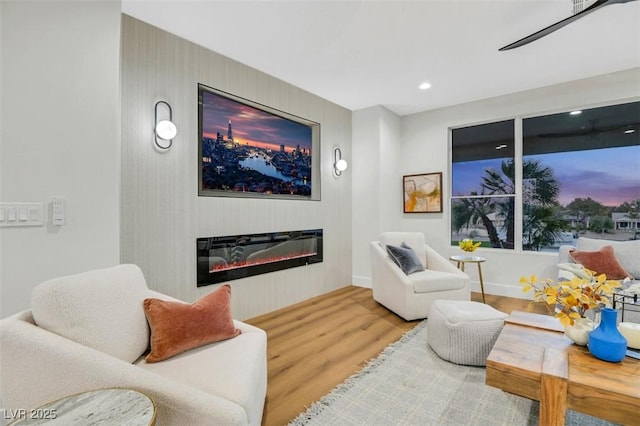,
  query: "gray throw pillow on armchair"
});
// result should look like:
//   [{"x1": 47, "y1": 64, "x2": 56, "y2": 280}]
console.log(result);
[{"x1": 386, "y1": 242, "x2": 425, "y2": 275}]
